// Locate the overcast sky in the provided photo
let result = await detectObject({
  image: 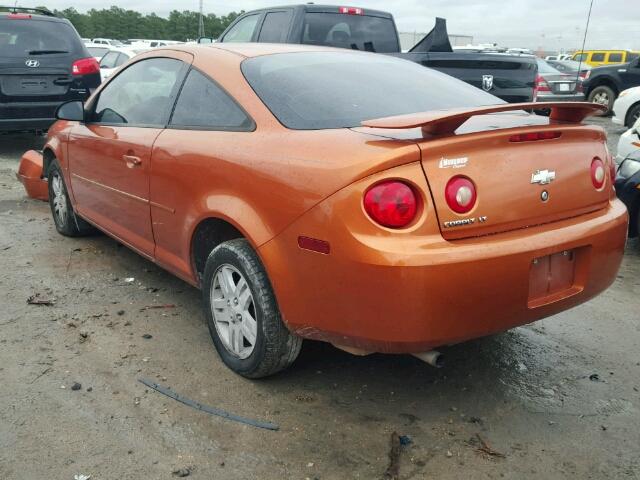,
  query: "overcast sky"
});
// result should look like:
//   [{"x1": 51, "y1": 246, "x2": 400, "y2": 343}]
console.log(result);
[{"x1": 39, "y1": 0, "x2": 639, "y2": 51}]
